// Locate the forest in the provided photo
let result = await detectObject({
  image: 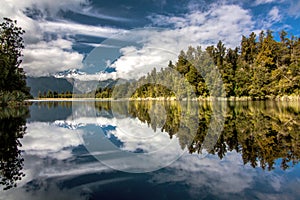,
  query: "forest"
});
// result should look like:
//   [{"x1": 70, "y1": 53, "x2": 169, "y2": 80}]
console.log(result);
[{"x1": 94, "y1": 30, "x2": 300, "y2": 100}]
